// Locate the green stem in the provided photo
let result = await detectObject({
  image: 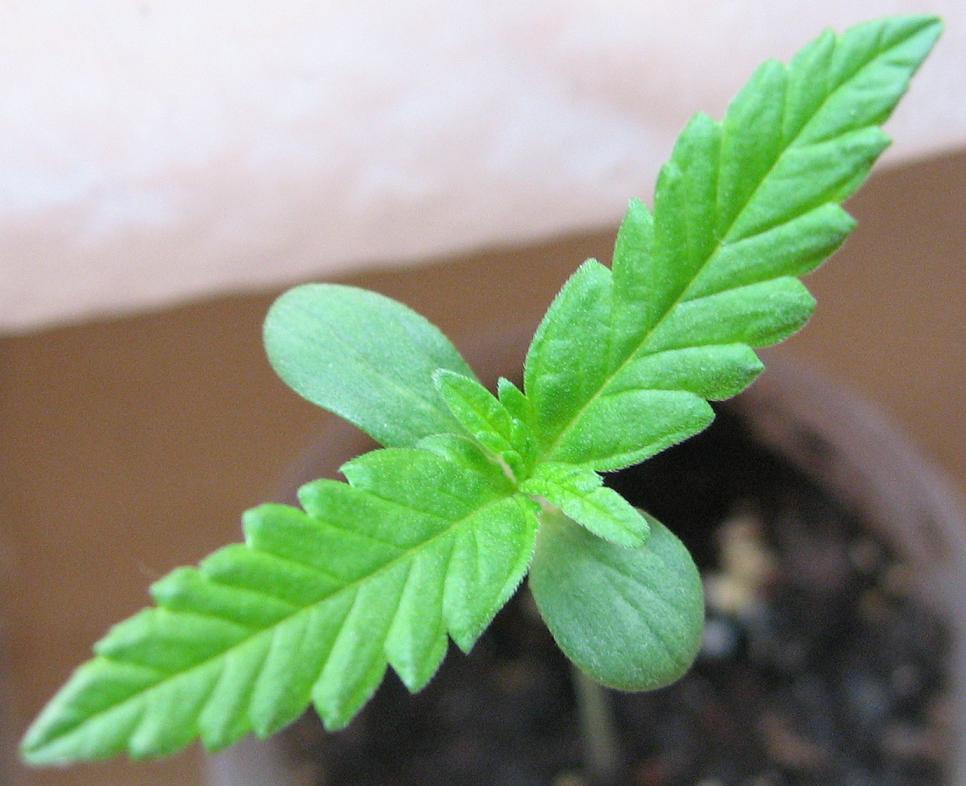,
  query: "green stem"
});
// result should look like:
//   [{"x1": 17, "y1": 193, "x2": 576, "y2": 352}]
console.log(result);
[{"x1": 571, "y1": 665, "x2": 622, "y2": 784}]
